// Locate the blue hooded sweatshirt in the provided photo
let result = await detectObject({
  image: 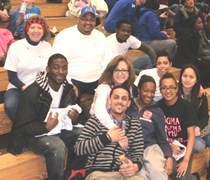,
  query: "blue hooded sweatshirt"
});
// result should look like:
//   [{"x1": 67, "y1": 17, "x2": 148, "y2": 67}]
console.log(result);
[
  {"x1": 135, "y1": 7, "x2": 167, "y2": 41},
  {"x1": 104, "y1": 0, "x2": 138, "y2": 33}
]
